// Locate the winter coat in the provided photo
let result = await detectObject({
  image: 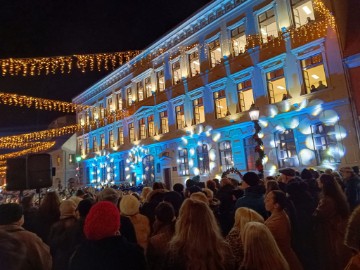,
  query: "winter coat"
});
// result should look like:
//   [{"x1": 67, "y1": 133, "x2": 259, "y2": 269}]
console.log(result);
[
  {"x1": 69, "y1": 235, "x2": 147, "y2": 270},
  {"x1": 0, "y1": 224, "x2": 52, "y2": 270},
  {"x1": 344, "y1": 175, "x2": 360, "y2": 210},
  {"x1": 235, "y1": 185, "x2": 268, "y2": 219},
  {"x1": 265, "y1": 211, "x2": 303, "y2": 270},
  {"x1": 345, "y1": 254, "x2": 360, "y2": 270},
  {"x1": 127, "y1": 213, "x2": 151, "y2": 253},
  {"x1": 120, "y1": 215, "x2": 137, "y2": 243},
  {"x1": 216, "y1": 184, "x2": 236, "y2": 236}
]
